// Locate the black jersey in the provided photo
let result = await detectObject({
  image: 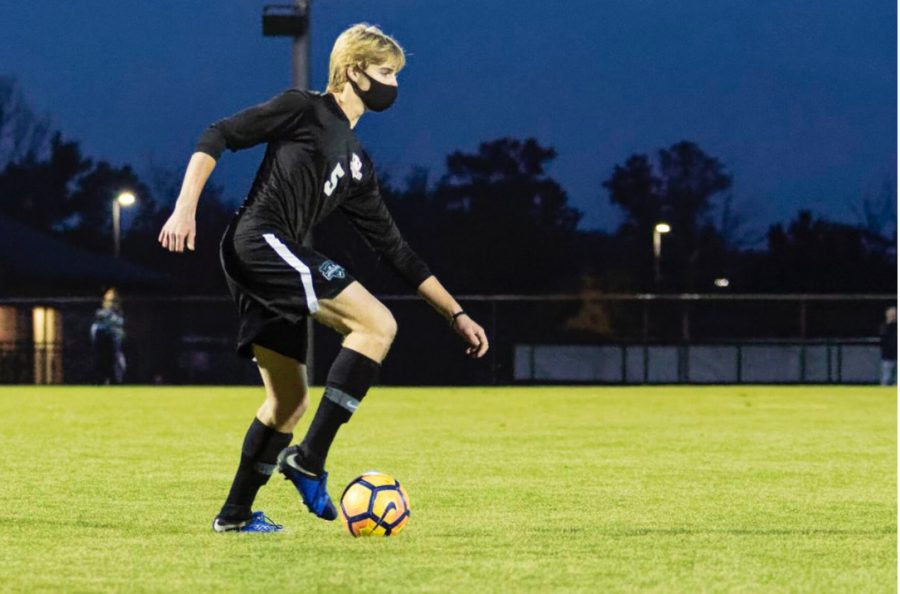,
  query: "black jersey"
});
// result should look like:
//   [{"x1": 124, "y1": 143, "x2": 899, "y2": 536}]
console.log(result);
[{"x1": 195, "y1": 89, "x2": 431, "y2": 289}]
